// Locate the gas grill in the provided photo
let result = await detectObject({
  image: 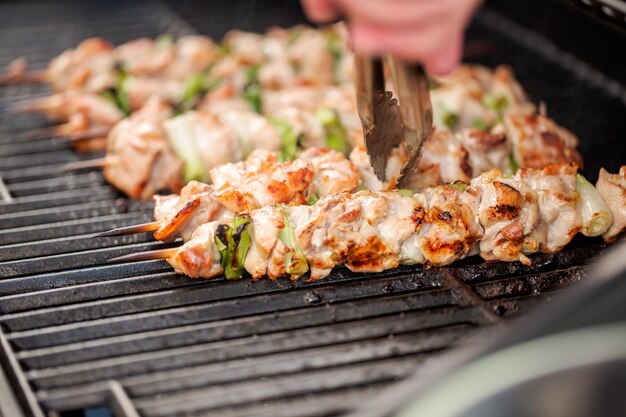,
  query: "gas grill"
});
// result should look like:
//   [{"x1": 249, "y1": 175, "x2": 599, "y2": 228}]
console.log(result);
[{"x1": 1, "y1": 1, "x2": 625, "y2": 416}]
